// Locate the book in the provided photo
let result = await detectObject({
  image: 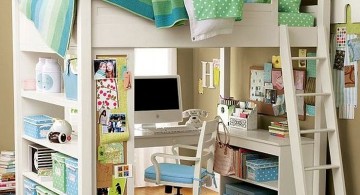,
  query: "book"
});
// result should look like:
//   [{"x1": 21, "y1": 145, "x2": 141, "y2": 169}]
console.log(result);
[
  {"x1": 268, "y1": 125, "x2": 289, "y2": 131},
  {"x1": 270, "y1": 132, "x2": 289, "y2": 138},
  {"x1": 0, "y1": 168, "x2": 15, "y2": 174},
  {"x1": 269, "y1": 129, "x2": 289, "y2": 135},
  {"x1": 0, "y1": 151, "x2": 15, "y2": 156},
  {"x1": 0, "y1": 181, "x2": 15, "y2": 188}
]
